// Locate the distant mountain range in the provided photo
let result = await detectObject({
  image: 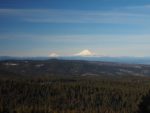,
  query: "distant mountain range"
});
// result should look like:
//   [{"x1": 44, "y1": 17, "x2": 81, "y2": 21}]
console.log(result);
[
  {"x1": 1, "y1": 56, "x2": 150, "y2": 65},
  {"x1": 1, "y1": 59, "x2": 150, "y2": 76}
]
